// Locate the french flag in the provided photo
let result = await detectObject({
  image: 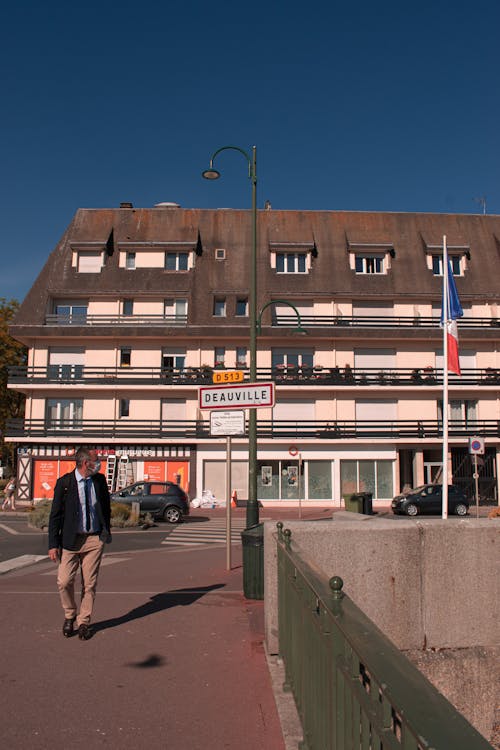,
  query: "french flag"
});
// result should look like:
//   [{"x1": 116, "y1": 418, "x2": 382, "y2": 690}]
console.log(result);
[{"x1": 441, "y1": 260, "x2": 464, "y2": 375}]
